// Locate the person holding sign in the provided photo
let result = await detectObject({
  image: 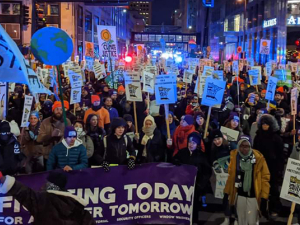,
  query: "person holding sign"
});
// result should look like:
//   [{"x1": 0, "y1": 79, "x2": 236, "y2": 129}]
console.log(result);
[
  {"x1": 253, "y1": 114, "x2": 284, "y2": 216},
  {"x1": 224, "y1": 135, "x2": 270, "y2": 225},
  {"x1": 173, "y1": 132, "x2": 212, "y2": 224}
]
